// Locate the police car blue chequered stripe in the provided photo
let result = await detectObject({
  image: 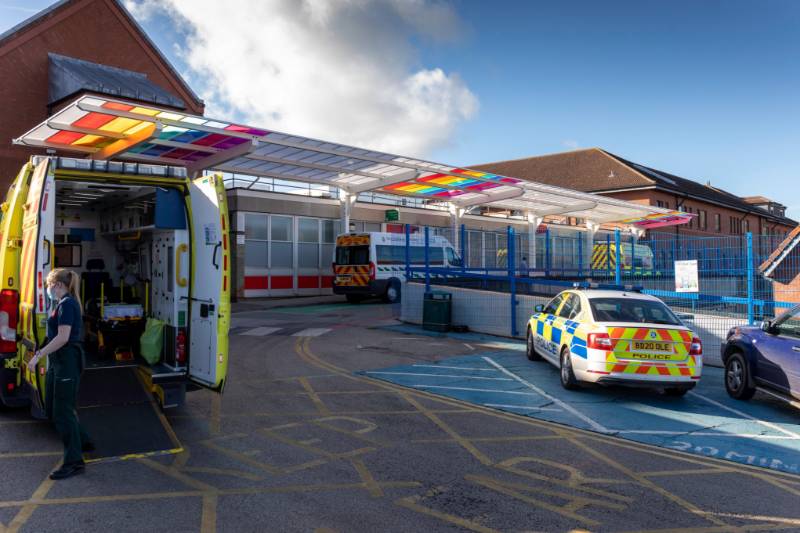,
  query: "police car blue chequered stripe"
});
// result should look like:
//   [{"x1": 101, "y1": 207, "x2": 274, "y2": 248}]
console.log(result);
[{"x1": 570, "y1": 337, "x2": 587, "y2": 358}]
